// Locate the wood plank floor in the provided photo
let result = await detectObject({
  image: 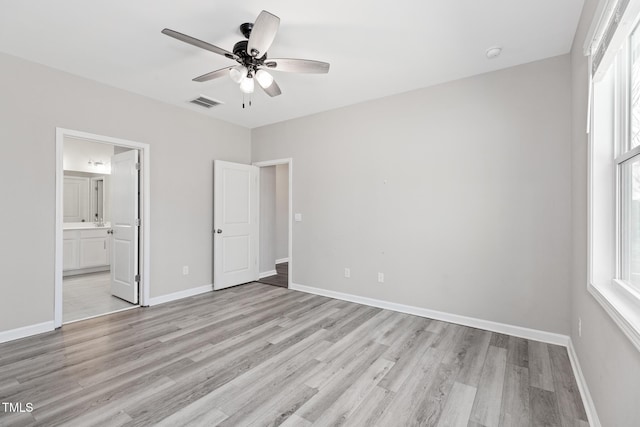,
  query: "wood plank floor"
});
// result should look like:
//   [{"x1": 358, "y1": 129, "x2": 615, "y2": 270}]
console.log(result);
[
  {"x1": 258, "y1": 262, "x2": 288, "y2": 288},
  {"x1": 0, "y1": 282, "x2": 588, "y2": 426}
]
